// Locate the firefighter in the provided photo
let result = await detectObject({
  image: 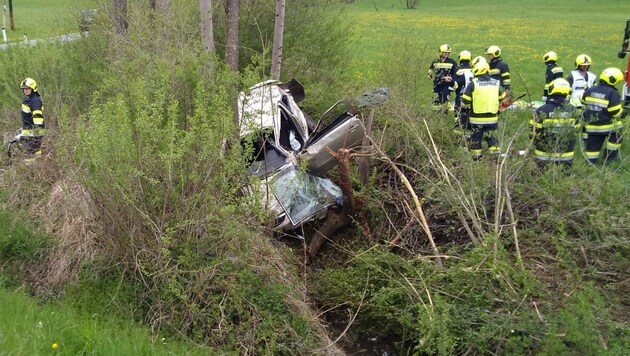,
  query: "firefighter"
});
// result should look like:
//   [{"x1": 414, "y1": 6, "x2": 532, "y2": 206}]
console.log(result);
[
  {"x1": 542, "y1": 51, "x2": 564, "y2": 101},
  {"x1": 567, "y1": 54, "x2": 596, "y2": 109},
  {"x1": 452, "y1": 50, "x2": 474, "y2": 132},
  {"x1": 20, "y1": 78, "x2": 45, "y2": 161},
  {"x1": 485, "y1": 45, "x2": 511, "y2": 93},
  {"x1": 461, "y1": 61, "x2": 506, "y2": 159},
  {"x1": 530, "y1": 78, "x2": 577, "y2": 168},
  {"x1": 580, "y1": 67, "x2": 624, "y2": 164},
  {"x1": 428, "y1": 44, "x2": 458, "y2": 106}
]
